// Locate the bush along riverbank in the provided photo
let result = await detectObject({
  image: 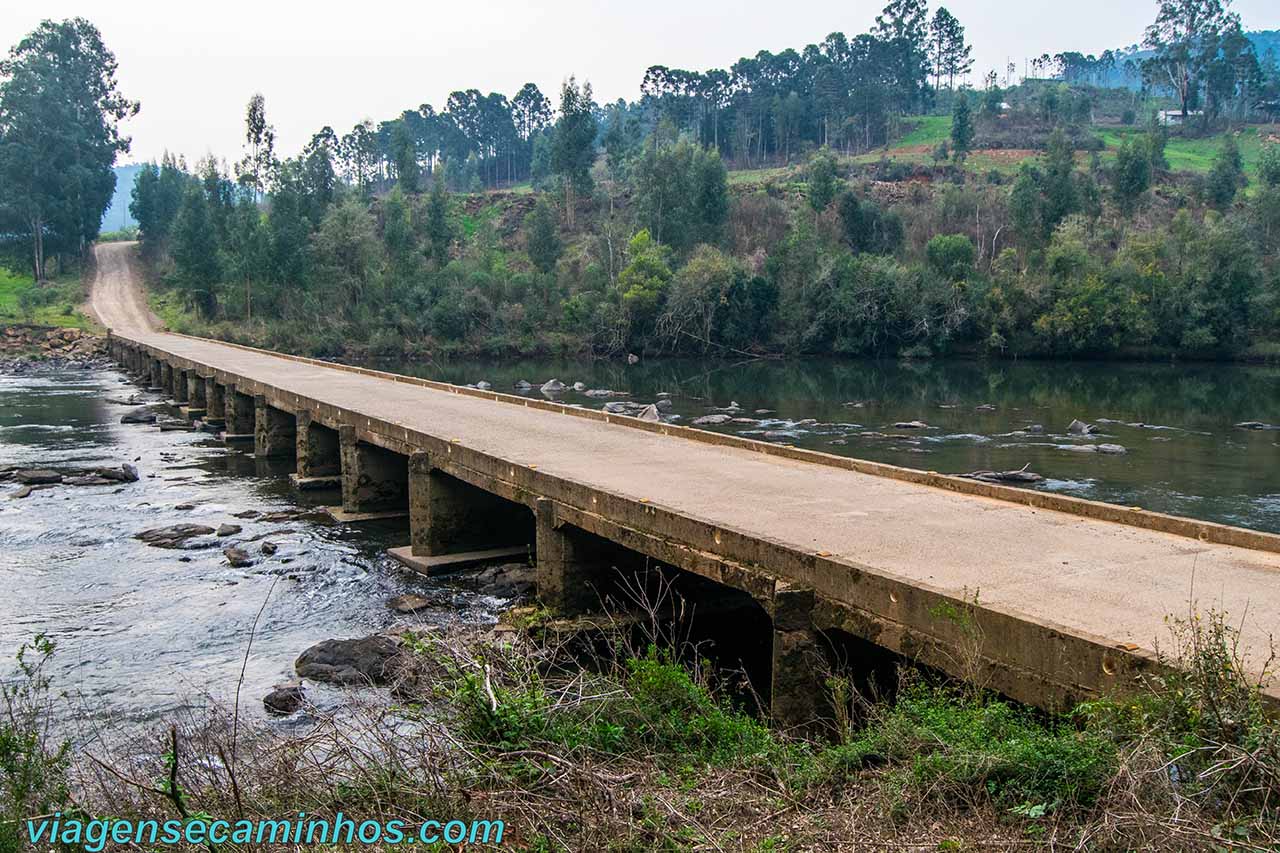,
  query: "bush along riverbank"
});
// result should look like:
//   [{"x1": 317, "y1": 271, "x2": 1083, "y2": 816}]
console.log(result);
[{"x1": 4, "y1": 592, "x2": 1277, "y2": 851}]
